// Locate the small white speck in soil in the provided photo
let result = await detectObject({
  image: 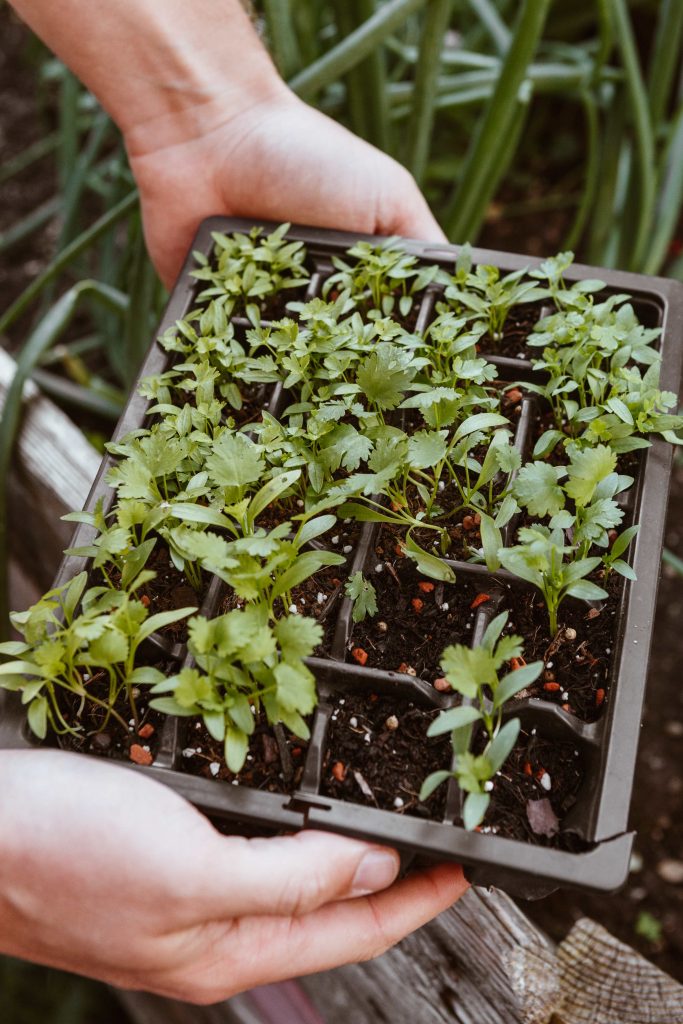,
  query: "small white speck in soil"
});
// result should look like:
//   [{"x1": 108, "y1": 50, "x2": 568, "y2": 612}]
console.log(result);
[
  {"x1": 343, "y1": 544, "x2": 353, "y2": 554},
  {"x1": 331, "y1": 535, "x2": 339, "y2": 545},
  {"x1": 393, "y1": 796, "x2": 404, "y2": 808},
  {"x1": 375, "y1": 563, "x2": 384, "y2": 573},
  {"x1": 289, "y1": 604, "x2": 298, "y2": 614},
  {"x1": 317, "y1": 592, "x2": 325, "y2": 604},
  {"x1": 209, "y1": 762, "x2": 220, "y2": 777},
  {"x1": 539, "y1": 772, "x2": 552, "y2": 791},
  {"x1": 441, "y1": 602, "x2": 449, "y2": 611},
  {"x1": 182, "y1": 748, "x2": 196, "y2": 758},
  {"x1": 349, "y1": 716, "x2": 358, "y2": 727},
  {"x1": 364, "y1": 733, "x2": 372, "y2": 743},
  {"x1": 484, "y1": 780, "x2": 494, "y2": 792}
]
